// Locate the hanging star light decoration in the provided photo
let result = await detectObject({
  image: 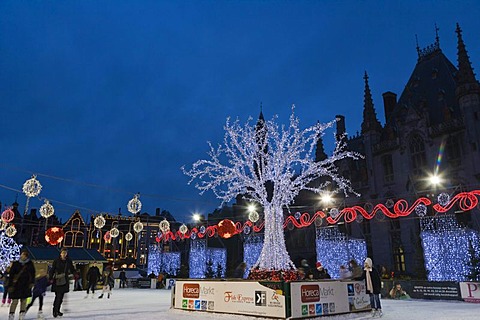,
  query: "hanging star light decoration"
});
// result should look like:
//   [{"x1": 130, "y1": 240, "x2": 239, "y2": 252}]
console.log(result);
[
  {"x1": 39, "y1": 199, "x2": 55, "y2": 218},
  {"x1": 183, "y1": 105, "x2": 361, "y2": 271},
  {"x1": 127, "y1": 193, "x2": 142, "y2": 214}
]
